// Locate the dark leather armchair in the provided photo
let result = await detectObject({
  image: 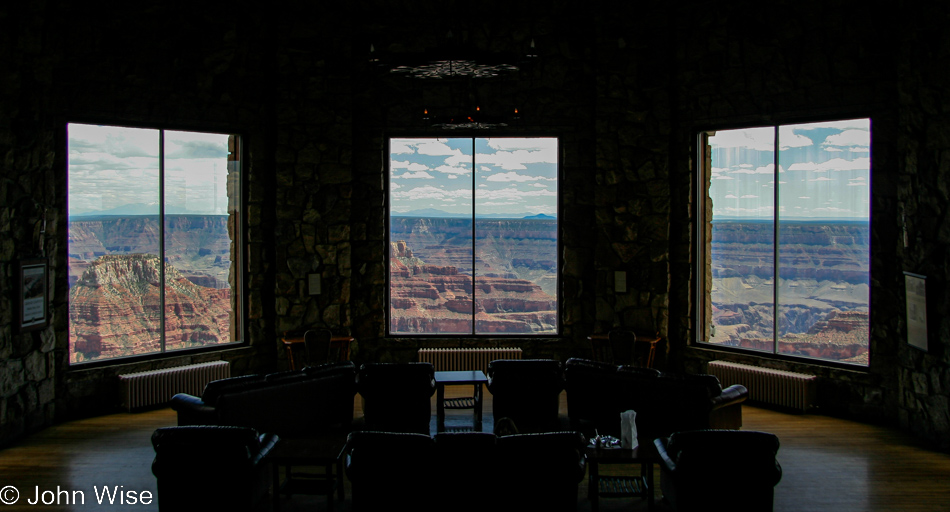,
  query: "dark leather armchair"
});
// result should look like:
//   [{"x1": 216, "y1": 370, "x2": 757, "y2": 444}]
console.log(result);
[
  {"x1": 487, "y1": 359, "x2": 565, "y2": 433},
  {"x1": 151, "y1": 425, "x2": 279, "y2": 512},
  {"x1": 433, "y1": 432, "x2": 499, "y2": 512},
  {"x1": 496, "y1": 431, "x2": 588, "y2": 512},
  {"x1": 564, "y1": 358, "x2": 659, "y2": 438},
  {"x1": 344, "y1": 430, "x2": 436, "y2": 512},
  {"x1": 345, "y1": 430, "x2": 586, "y2": 512},
  {"x1": 654, "y1": 429, "x2": 782, "y2": 512},
  {"x1": 564, "y1": 358, "x2": 748, "y2": 453},
  {"x1": 357, "y1": 362, "x2": 436, "y2": 434}
]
